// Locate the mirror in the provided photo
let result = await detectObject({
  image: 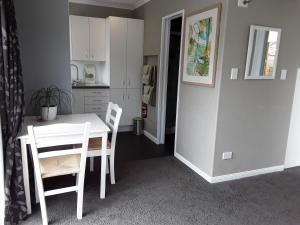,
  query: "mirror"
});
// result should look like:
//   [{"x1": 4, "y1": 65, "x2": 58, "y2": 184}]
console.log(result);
[{"x1": 244, "y1": 25, "x2": 281, "y2": 80}]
